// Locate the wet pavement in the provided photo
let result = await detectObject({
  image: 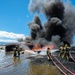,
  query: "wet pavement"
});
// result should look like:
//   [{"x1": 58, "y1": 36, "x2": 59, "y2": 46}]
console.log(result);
[{"x1": 0, "y1": 50, "x2": 62, "y2": 75}]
